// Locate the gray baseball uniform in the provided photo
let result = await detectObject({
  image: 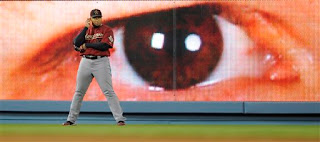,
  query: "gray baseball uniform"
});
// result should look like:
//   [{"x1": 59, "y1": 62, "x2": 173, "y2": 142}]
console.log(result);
[{"x1": 66, "y1": 18, "x2": 125, "y2": 124}]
